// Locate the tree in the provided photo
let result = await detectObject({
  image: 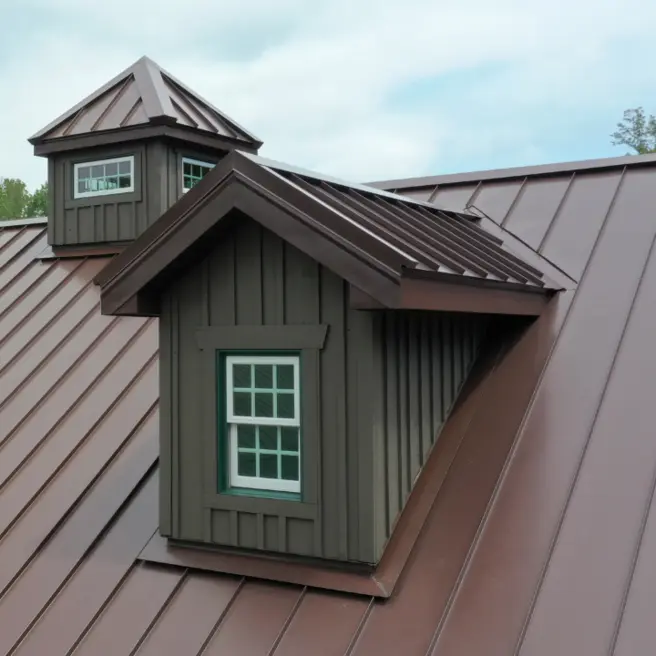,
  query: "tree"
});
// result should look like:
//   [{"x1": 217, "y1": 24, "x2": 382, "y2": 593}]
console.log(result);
[
  {"x1": 0, "y1": 178, "x2": 48, "y2": 220},
  {"x1": 24, "y1": 182, "x2": 48, "y2": 218},
  {"x1": 611, "y1": 107, "x2": 656, "y2": 155}
]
